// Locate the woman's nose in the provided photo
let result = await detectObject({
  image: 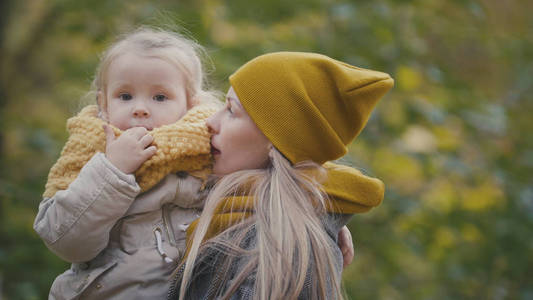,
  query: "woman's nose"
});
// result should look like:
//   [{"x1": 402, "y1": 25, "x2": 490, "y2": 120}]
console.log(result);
[{"x1": 206, "y1": 114, "x2": 218, "y2": 134}]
